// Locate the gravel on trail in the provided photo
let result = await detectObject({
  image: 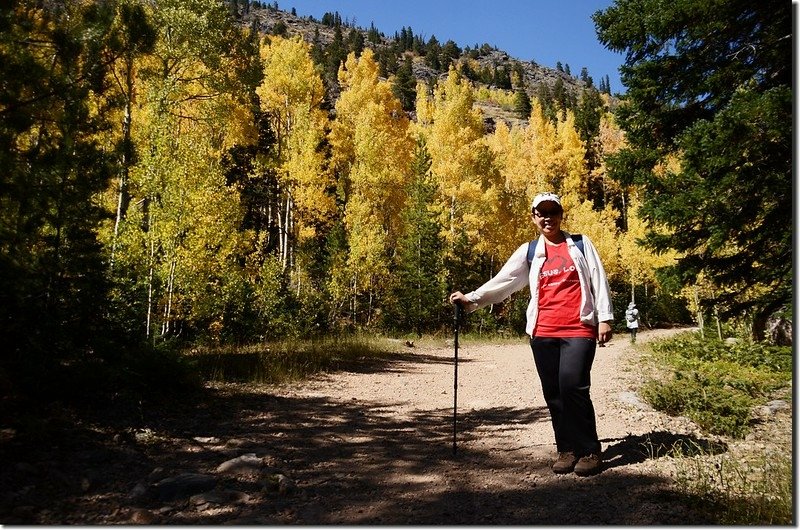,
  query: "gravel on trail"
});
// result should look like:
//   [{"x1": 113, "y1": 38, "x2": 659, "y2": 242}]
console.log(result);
[{"x1": 0, "y1": 327, "x2": 786, "y2": 524}]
